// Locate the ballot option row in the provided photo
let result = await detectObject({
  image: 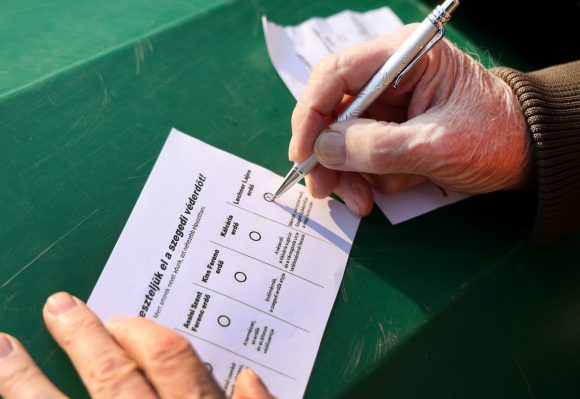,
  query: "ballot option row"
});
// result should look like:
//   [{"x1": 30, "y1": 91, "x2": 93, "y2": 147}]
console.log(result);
[
  {"x1": 212, "y1": 205, "x2": 342, "y2": 289},
  {"x1": 175, "y1": 285, "x2": 316, "y2": 376},
  {"x1": 182, "y1": 239, "x2": 327, "y2": 332}
]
